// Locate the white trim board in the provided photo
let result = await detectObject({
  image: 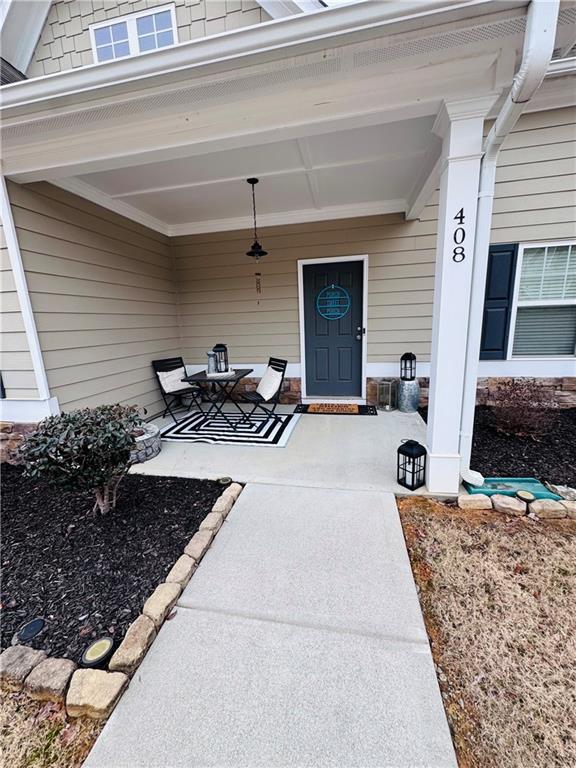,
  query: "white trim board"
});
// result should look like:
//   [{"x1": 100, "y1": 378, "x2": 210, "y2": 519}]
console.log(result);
[
  {"x1": 297, "y1": 254, "x2": 369, "y2": 402},
  {"x1": 0, "y1": 174, "x2": 51, "y2": 401},
  {"x1": 0, "y1": 397, "x2": 60, "y2": 423}
]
